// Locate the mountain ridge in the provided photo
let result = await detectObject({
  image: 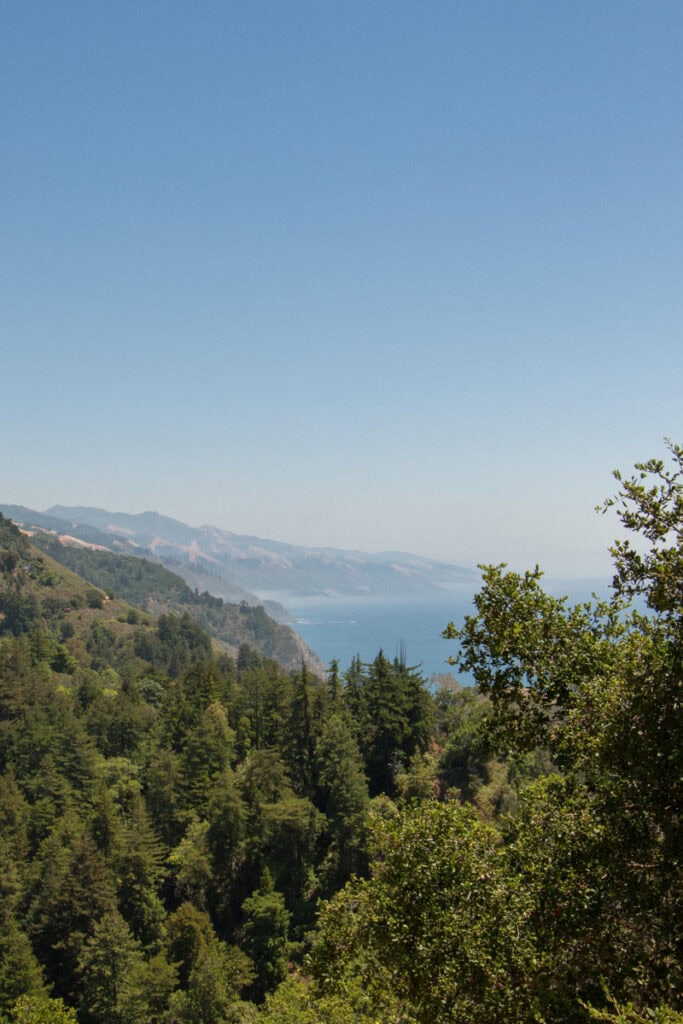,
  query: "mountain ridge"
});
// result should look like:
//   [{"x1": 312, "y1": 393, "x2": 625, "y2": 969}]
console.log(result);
[{"x1": 2, "y1": 503, "x2": 477, "y2": 601}]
